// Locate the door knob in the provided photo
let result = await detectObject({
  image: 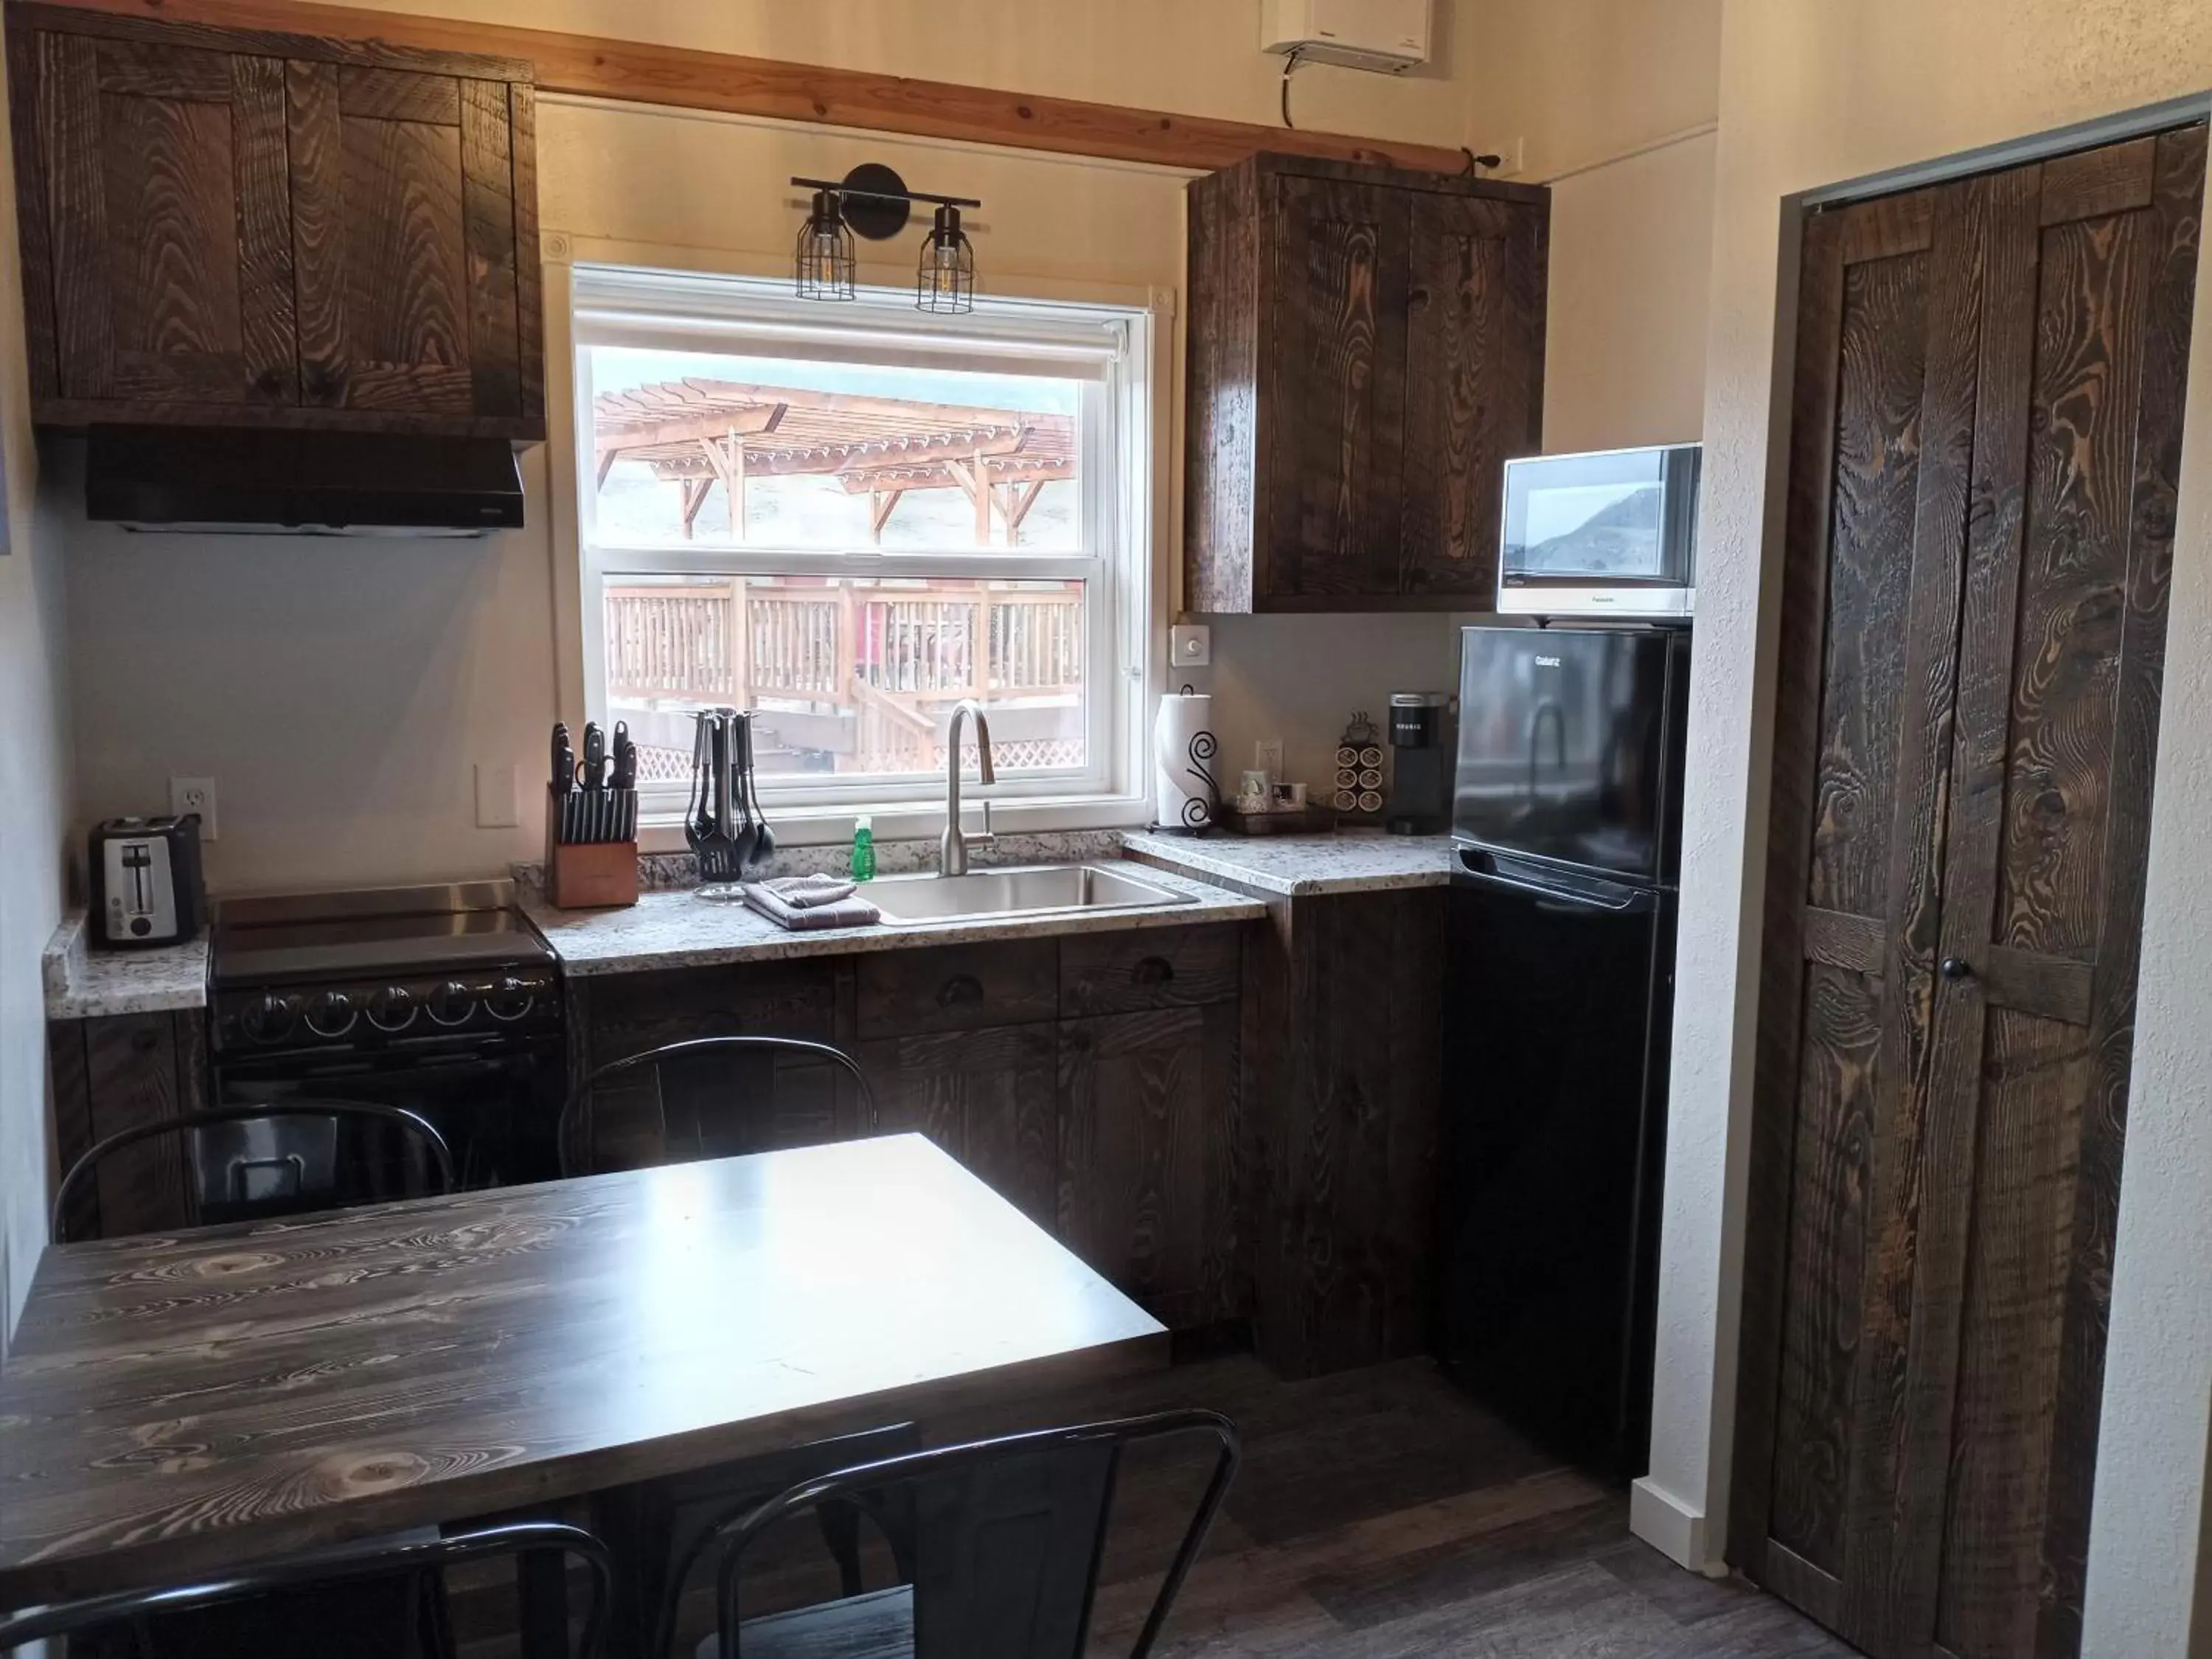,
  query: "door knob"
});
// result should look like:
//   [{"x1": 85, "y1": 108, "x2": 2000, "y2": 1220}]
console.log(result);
[{"x1": 1939, "y1": 955, "x2": 1974, "y2": 981}]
